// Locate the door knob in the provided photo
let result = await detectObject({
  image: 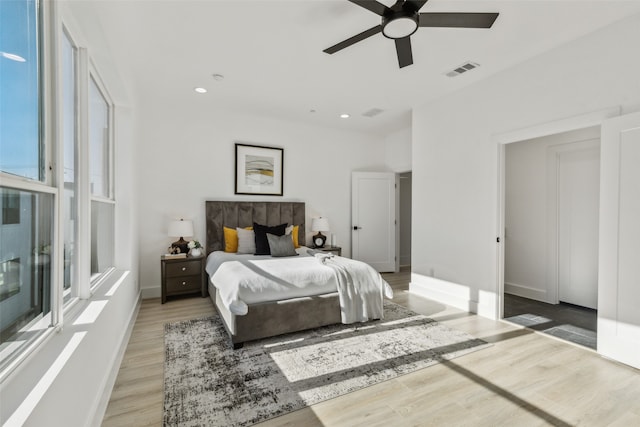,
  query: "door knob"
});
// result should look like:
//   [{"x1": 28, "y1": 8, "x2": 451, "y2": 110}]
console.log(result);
[{"x1": 353, "y1": 226, "x2": 362, "y2": 230}]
